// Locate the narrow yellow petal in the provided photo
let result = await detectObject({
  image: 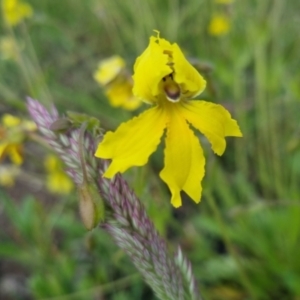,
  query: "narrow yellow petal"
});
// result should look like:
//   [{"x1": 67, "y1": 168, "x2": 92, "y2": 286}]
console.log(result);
[
  {"x1": 160, "y1": 106, "x2": 205, "y2": 208},
  {"x1": 8, "y1": 144, "x2": 23, "y2": 165},
  {"x1": 181, "y1": 100, "x2": 242, "y2": 156},
  {"x1": 95, "y1": 107, "x2": 168, "y2": 178},
  {"x1": 0, "y1": 143, "x2": 8, "y2": 160}
]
